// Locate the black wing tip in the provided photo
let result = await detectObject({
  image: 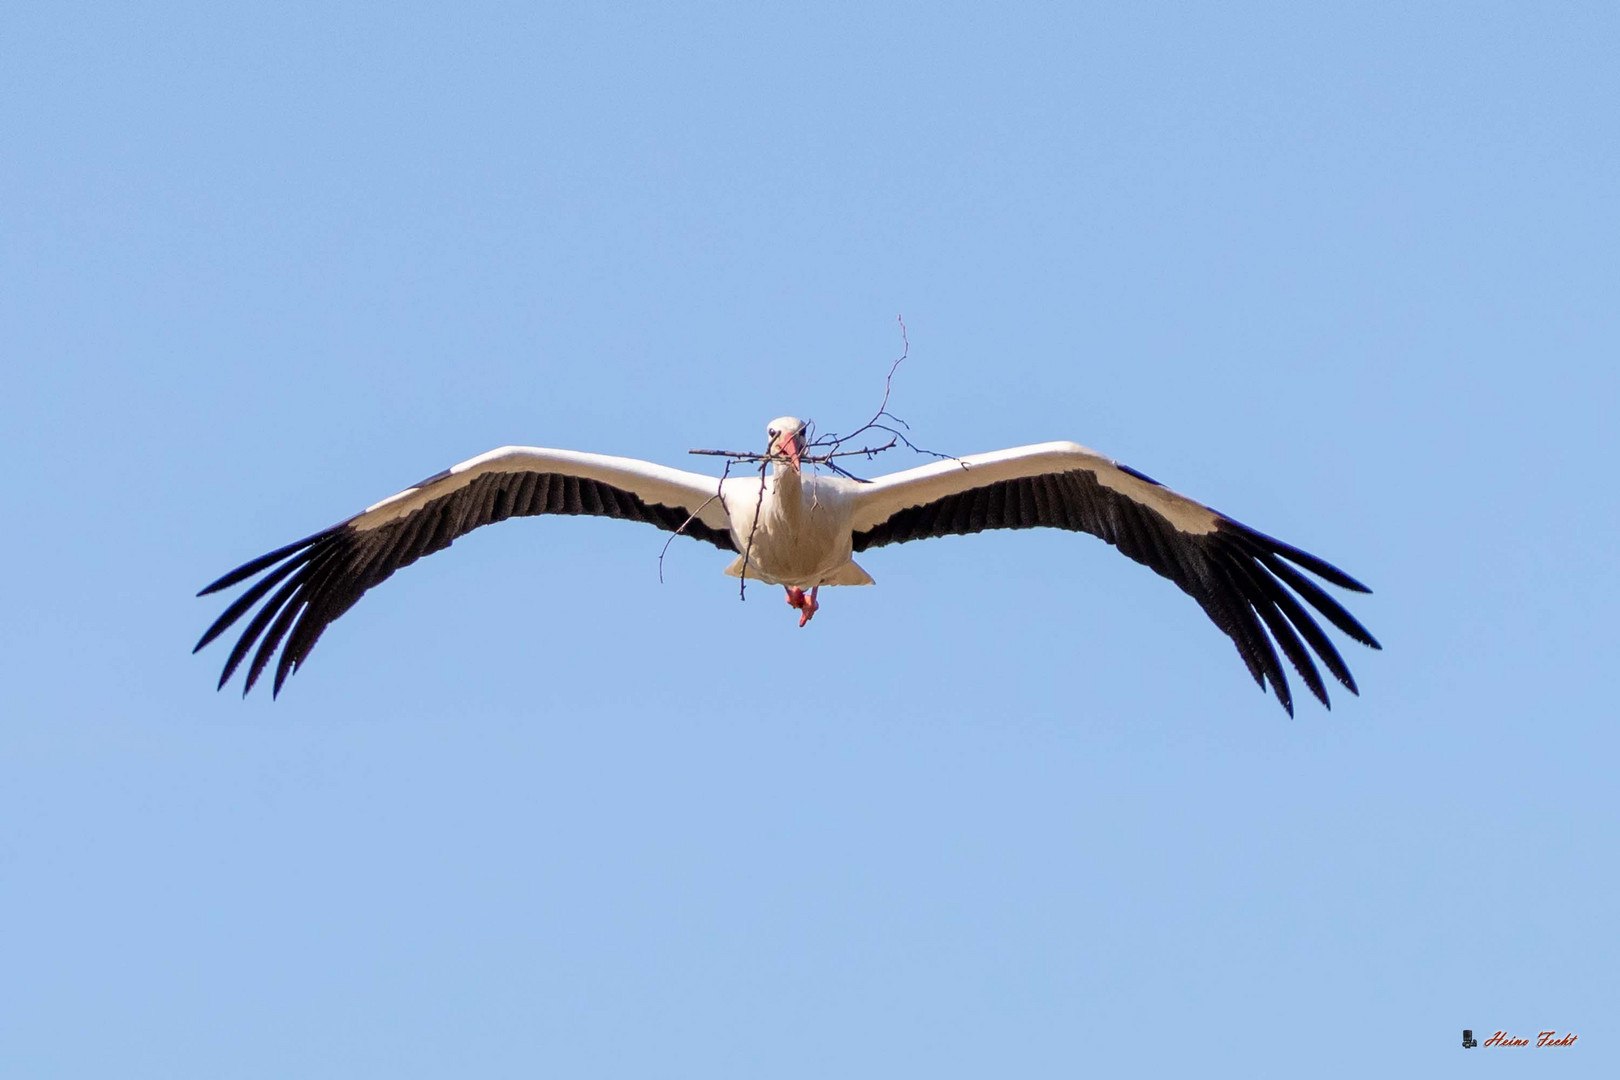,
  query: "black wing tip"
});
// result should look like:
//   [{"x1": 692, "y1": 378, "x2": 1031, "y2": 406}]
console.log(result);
[
  {"x1": 197, "y1": 536, "x2": 343, "y2": 699},
  {"x1": 1211, "y1": 521, "x2": 1381, "y2": 703},
  {"x1": 1198, "y1": 530, "x2": 1377, "y2": 717},
  {"x1": 271, "y1": 662, "x2": 295, "y2": 698},
  {"x1": 1217, "y1": 519, "x2": 1373, "y2": 594},
  {"x1": 1333, "y1": 573, "x2": 1374, "y2": 595},
  {"x1": 1302, "y1": 676, "x2": 1366, "y2": 713},
  {"x1": 197, "y1": 571, "x2": 240, "y2": 597},
  {"x1": 196, "y1": 528, "x2": 341, "y2": 597},
  {"x1": 197, "y1": 566, "x2": 257, "y2": 598}
]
